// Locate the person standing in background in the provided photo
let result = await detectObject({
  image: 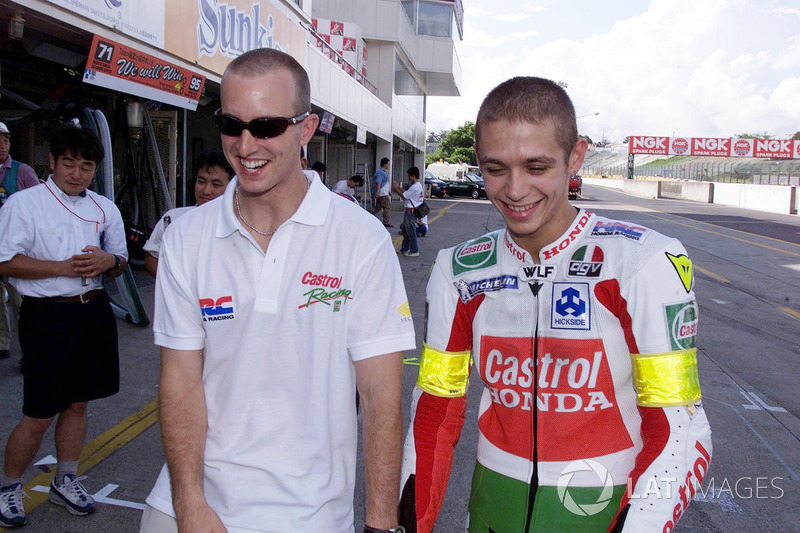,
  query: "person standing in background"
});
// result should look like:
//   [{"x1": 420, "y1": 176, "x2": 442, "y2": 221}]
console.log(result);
[
  {"x1": 370, "y1": 157, "x2": 392, "y2": 227},
  {"x1": 0, "y1": 123, "x2": 127, "y2": 528},
  {"x1": 0, "y1": 122, "x2": 40, "y2": 361},
  {"x1": 142, "y1": 150, "x2": 234, "y2": 277},
  {"x1": 392, "y1": 166, "x2": 423, "y2": 257}
]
